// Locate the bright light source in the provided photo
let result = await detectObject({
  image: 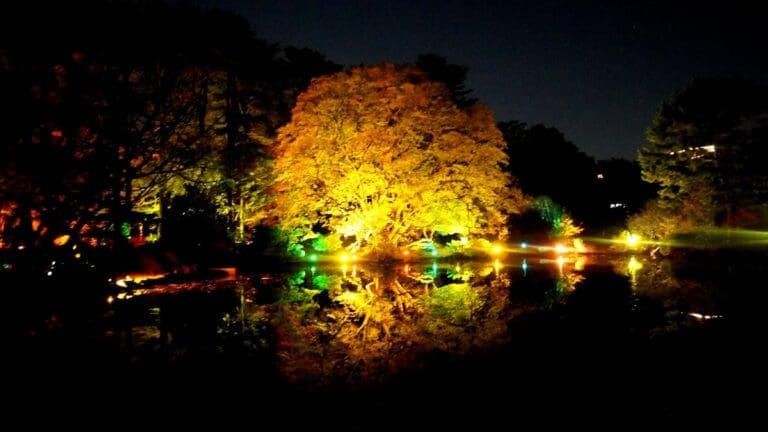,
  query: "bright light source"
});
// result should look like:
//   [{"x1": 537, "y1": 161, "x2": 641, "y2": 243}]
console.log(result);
[
  {"x1": 626, "y1": 233, "x2": 640, "y2": 248},
  {"x1": 554, "y1": 244, "x2": 568, "y2": 254},
  {"x1": 106, "y1": 296, "x2": 114, "y2": 305},
  {"x1": 46, "y1": 271, "x2": 53, "y2": 276},
  {"x1": 459, "y1": 236, "x2": 469, "y2": 245},
  {"x1": 340, "y1": 253, "x2": 349, "y2": 263},
  {"x1": 492, "y1": 245, "x2": 502, "y2": 255},
  {"x1": 309, "y1": 254, "x2": 318, "y2": 262},
  {"x1": 520, "y1": 242, "x2": 527, "y2": 249},
  {"x1": 431, "y1": 249, "x2": 439, "y2": 257}
]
